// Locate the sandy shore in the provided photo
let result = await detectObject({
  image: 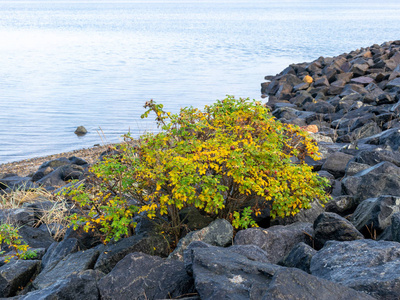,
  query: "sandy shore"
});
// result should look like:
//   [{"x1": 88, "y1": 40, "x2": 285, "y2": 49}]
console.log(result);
[{"x1": 0, "y1": 145, "x2": 115, "y2": 177}]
